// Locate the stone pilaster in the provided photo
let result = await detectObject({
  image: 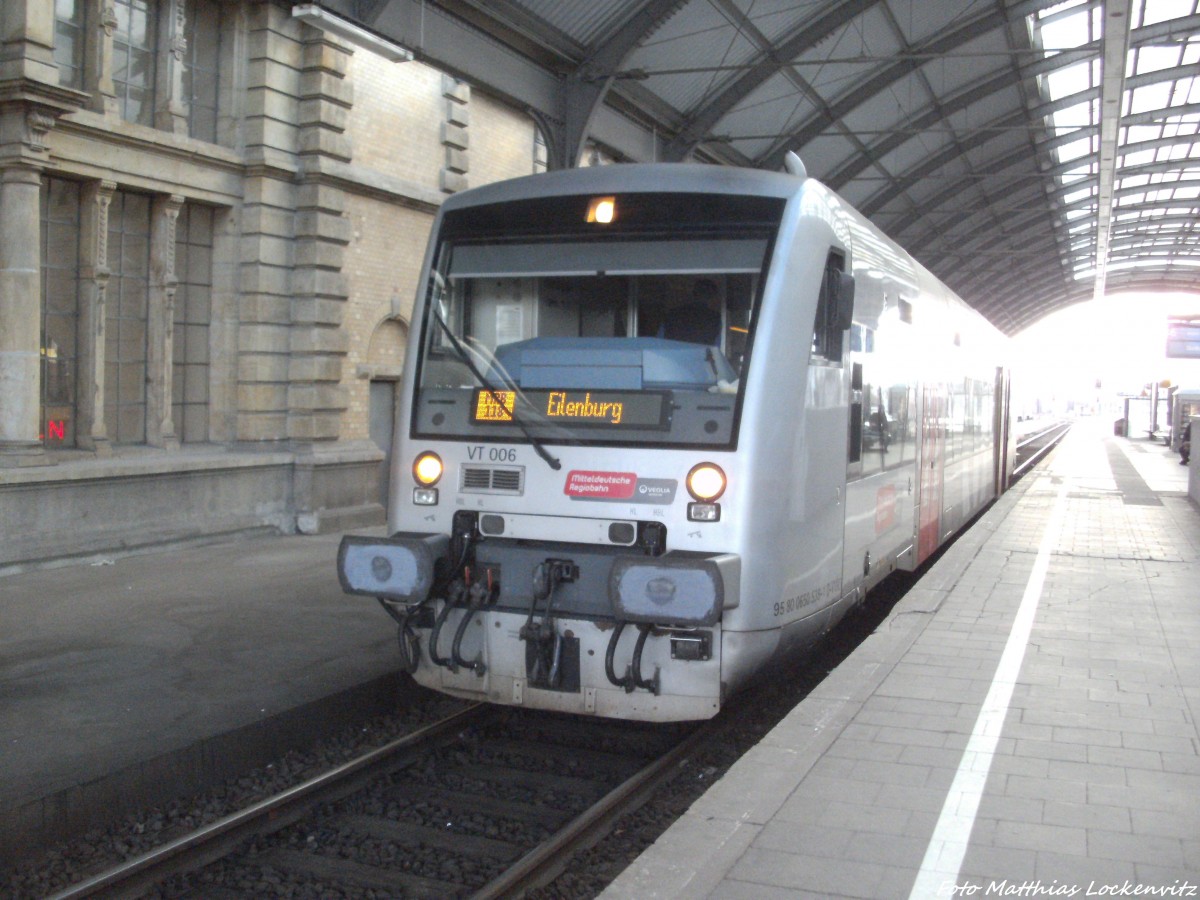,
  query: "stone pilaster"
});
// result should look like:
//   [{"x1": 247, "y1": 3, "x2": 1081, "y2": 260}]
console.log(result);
[
  {"x1": 0, "y1": 0, "x2": 57, "y2": 85},
  {"x1": 147, "y1": 194, "x2": 185, "y2": 449},
  {"x1": 0, "y1": 64, "x2": 75, "y2": 465},
  {"x1": 87, "y1": 0, "x2": 119, "y2": 115},
  {"x1": 289, "y1": 27, "x2": 351, "y2": 445},
  {"x1": 440, "y1": 75, "x2": 469, "y2": 193},
  {"x1": 155, "y1": 0, "x2": 190, "y2": 135},
  {"x1": 236, "y1": 1, "x2": 301, "y2": 445},
  {"x1": 0, "y1": 165, "x2": 48, "y2": 466},
  {"x1": 76, "y1": 179, "x2": 116, "y2": 456}
]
